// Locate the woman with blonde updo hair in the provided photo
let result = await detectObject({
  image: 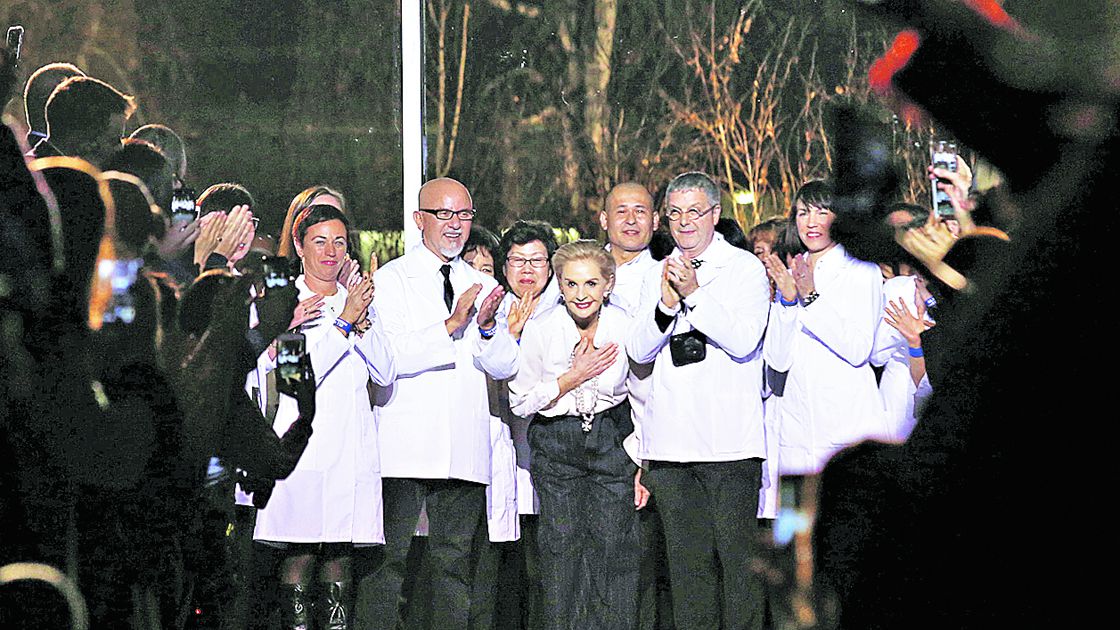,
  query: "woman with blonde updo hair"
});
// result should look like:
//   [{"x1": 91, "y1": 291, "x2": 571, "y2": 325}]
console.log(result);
[{"x1": 509, "y1": 239, "x2": 644, "y2": 629}]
